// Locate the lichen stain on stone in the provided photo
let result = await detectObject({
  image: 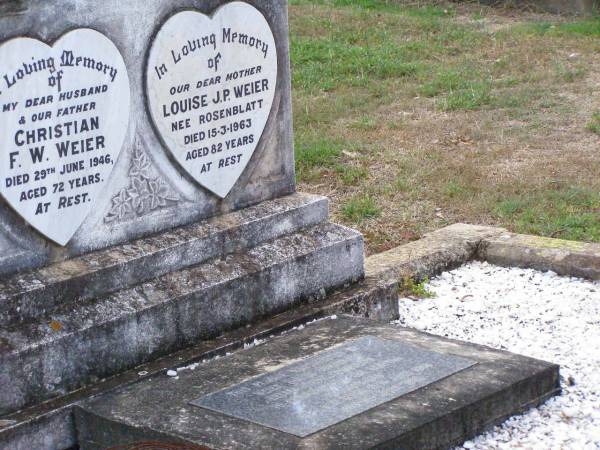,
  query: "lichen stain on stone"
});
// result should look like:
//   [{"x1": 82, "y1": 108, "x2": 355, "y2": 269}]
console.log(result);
[
  {"x1": 231, "y1": 252, "x2": 263, "y2": 275},
  {"x1": 519, "y1": 235, "x2": 588, "y2": 252},
  {"x1": 49, "y1": 320, "x2": 62, "y2": 332}
]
